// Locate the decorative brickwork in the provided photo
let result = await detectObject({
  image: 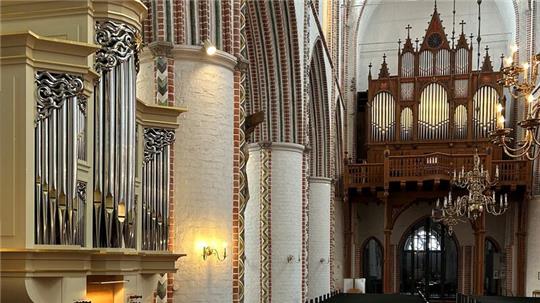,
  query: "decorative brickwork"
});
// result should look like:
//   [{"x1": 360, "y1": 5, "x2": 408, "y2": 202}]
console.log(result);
[{"x1": 260, "y1": 144, "x2": 272, "y2": 303}]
